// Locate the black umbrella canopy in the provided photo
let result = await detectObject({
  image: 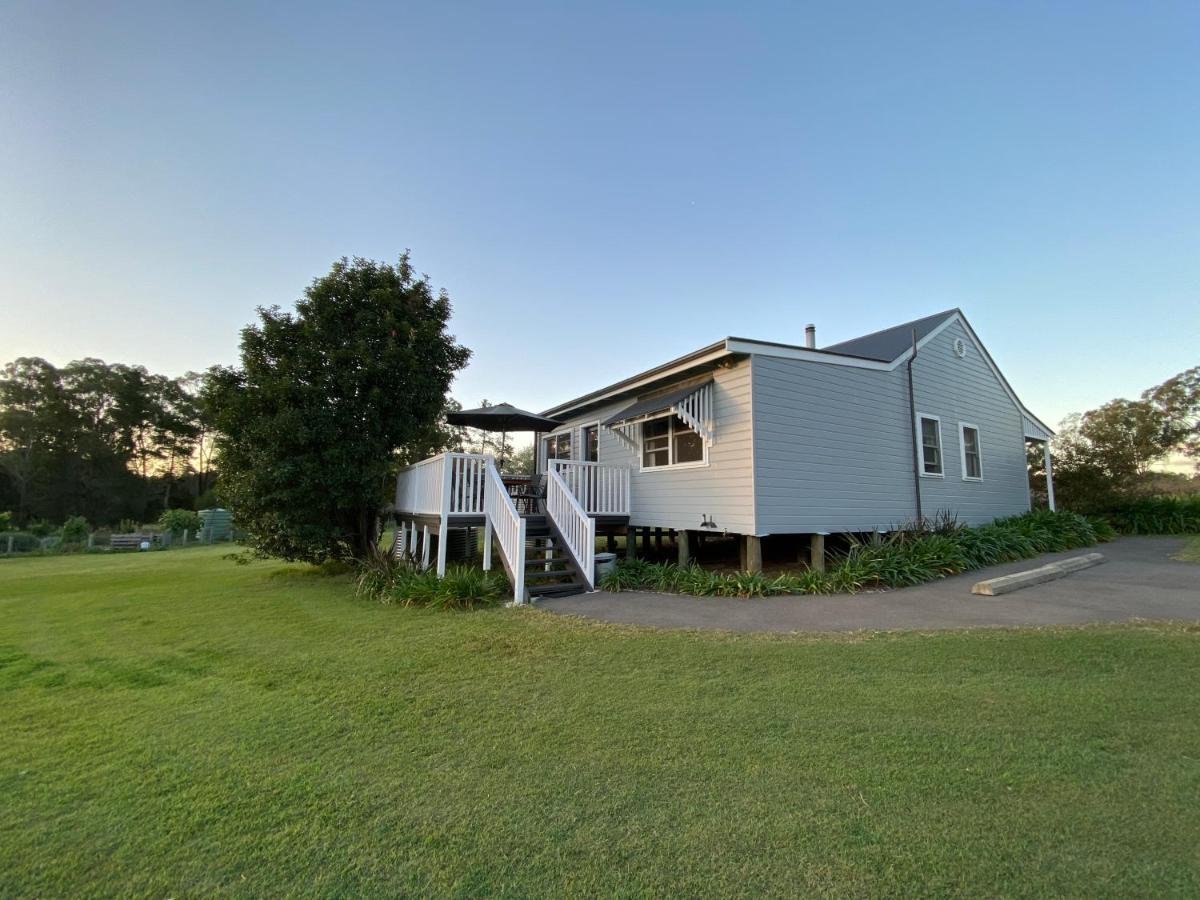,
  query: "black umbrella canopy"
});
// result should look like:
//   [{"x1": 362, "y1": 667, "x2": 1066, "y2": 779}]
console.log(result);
[{"x1": 446, "y1": 403, "x2": 563, "y2": 432}]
